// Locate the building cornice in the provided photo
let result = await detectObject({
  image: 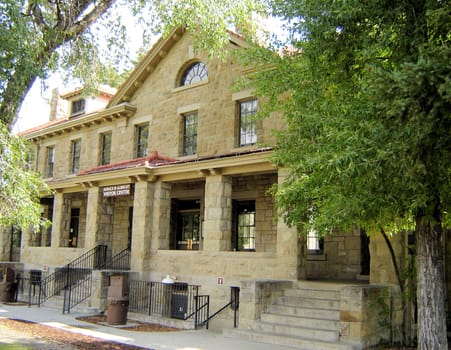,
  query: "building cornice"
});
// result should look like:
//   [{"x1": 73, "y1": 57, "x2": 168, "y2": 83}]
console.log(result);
[{"x1": 23, "y1": 103, "x2": 137, "y2": 141}]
